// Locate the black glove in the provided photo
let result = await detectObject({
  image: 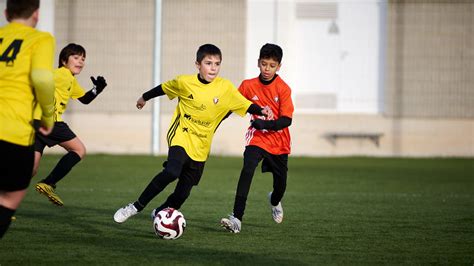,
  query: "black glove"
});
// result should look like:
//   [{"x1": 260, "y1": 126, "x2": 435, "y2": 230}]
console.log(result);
[
  {"x1": 90, "y1": 76, "x2": 107, "y2": 94},
  {"x1": 251, "y1": 119, "x2": 266, "y2": 130}
]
